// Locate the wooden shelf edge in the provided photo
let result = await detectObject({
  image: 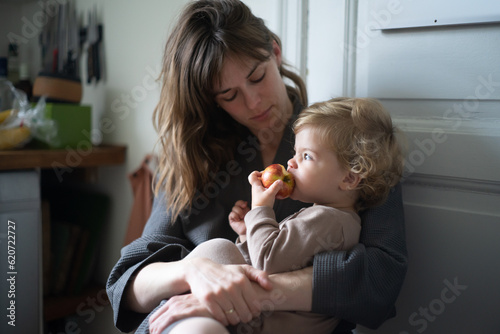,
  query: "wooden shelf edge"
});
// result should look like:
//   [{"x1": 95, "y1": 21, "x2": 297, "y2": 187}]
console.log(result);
[{"x1": 0, "y1": 144, "x2": 127, "y2": 170}]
